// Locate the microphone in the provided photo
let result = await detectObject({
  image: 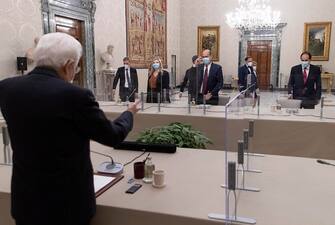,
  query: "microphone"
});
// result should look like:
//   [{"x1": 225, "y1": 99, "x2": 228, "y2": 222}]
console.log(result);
[
  {"x1": 125, "y1": 88, "x2": 137, "y2": 103},
  {"x1": 243, "y1": 129, "x2": 249, "y2": 151},
  {"x1": 91, "y1": 150, "x2": 124, "y2": 175},
  {"x1": 317, "y1": 159, "x2": 335, "y2": 167},
  {"x1": 240, "y1": 82, "x2": 256, "y2": 95},
  {"x1": 237, "y1": 140, "x2": 244, "y2": 165},
  {"x1": 228, "y1": 162, "x2": 236, "y2": 190},
  {"x1": 128, "y1": 88, "x2": 137, "y2": 99},
  {"x1": 248, "y1": 120, "x2": 255, "y2": 138}
]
